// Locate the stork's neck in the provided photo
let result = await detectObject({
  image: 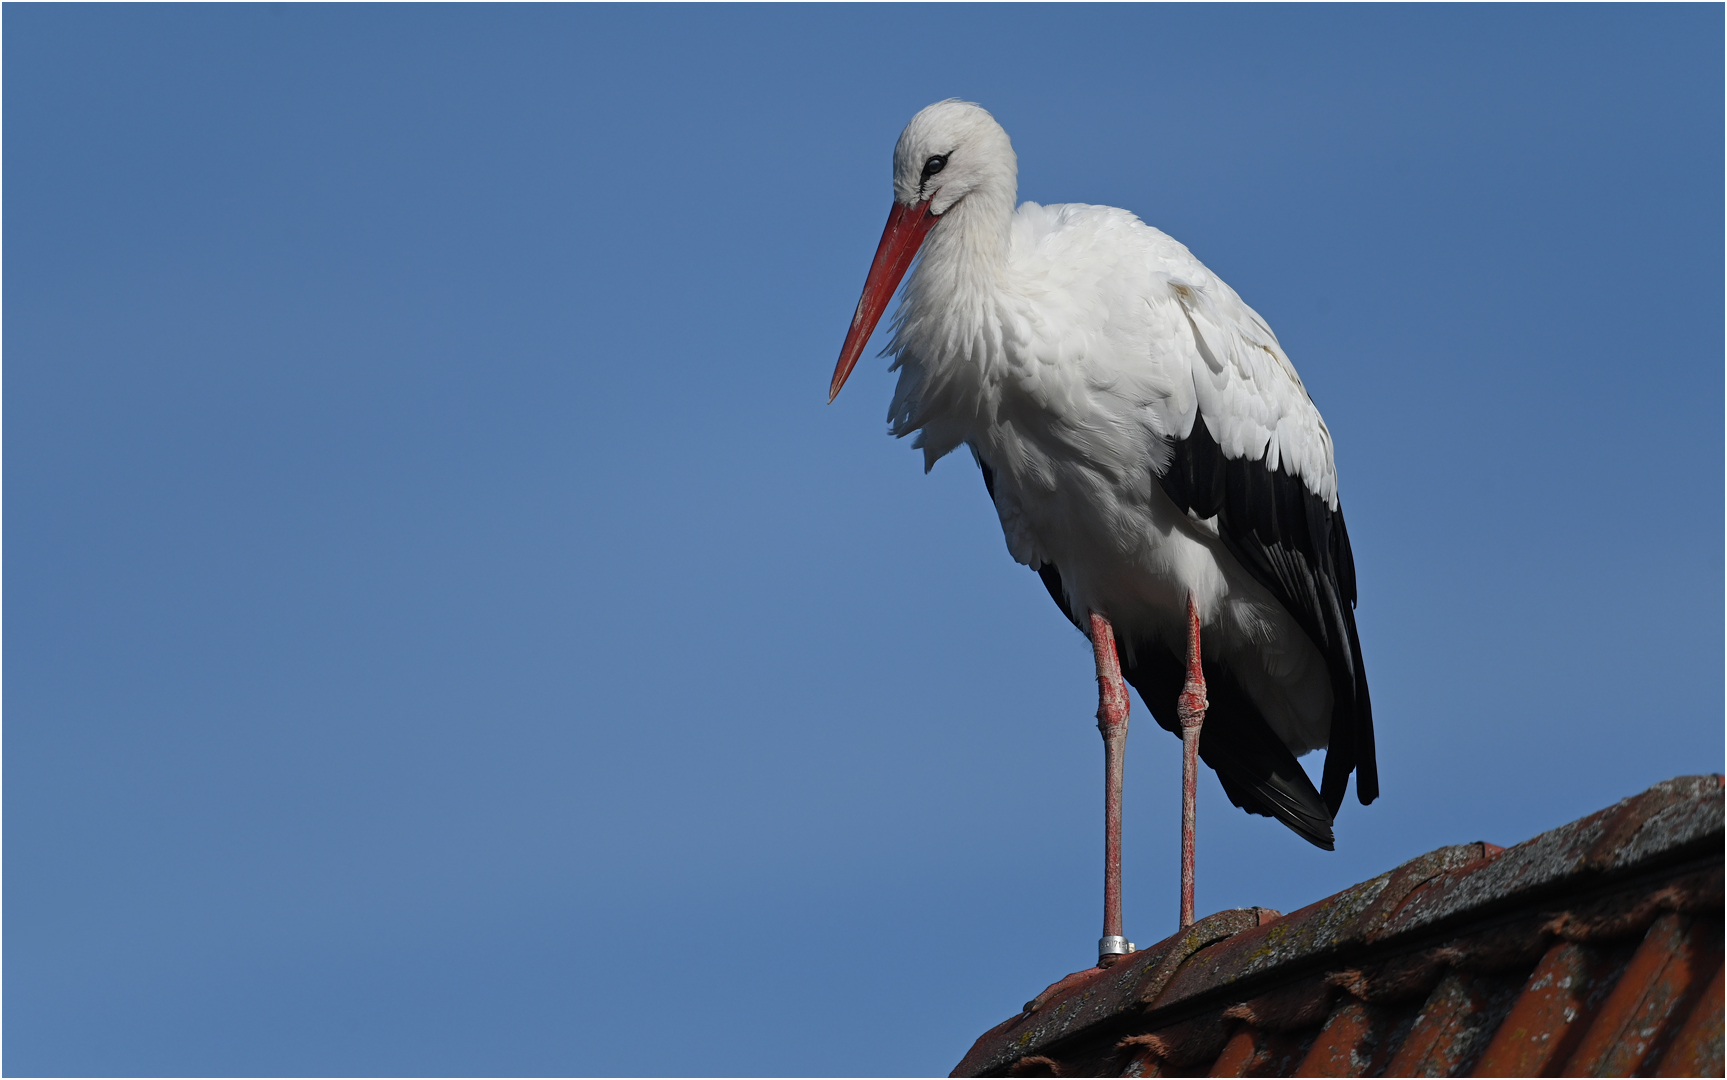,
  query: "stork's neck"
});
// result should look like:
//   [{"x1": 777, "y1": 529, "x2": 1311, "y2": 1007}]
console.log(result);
[
  {"x1": 909, "y1": 180, "x2": 1016, "y2": 305},
  {"x1": 886, "y1": 171, "x2": 1020, "y2": 469}
]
